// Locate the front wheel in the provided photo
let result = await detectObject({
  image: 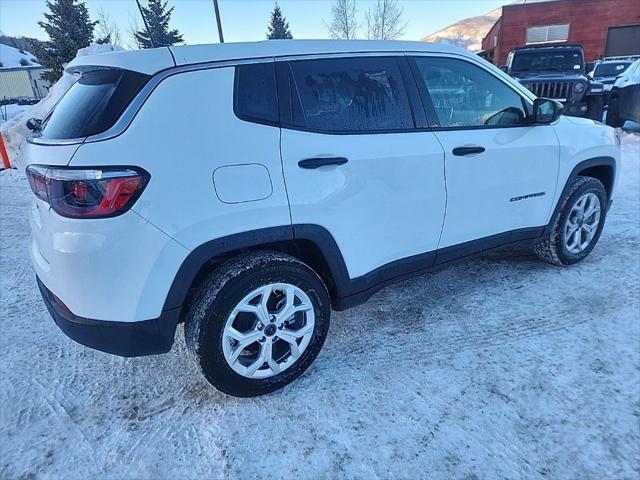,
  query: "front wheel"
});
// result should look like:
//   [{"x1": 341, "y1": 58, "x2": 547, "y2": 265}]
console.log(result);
[
  {"x1": 534, "y1": 176, "x2": 607, "y2": 266},
  {"x1": 185, "y1": 251, "x2": 331, "y2": 397}
]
